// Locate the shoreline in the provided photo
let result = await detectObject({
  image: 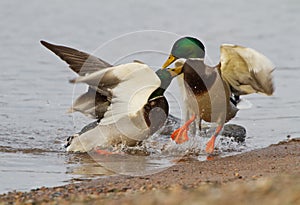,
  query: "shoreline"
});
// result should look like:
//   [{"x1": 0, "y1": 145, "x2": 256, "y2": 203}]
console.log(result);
[{"x1": 1, "y1": 138, "x2": 300, "y2": 204}]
